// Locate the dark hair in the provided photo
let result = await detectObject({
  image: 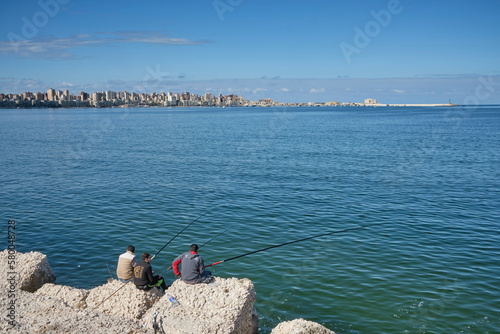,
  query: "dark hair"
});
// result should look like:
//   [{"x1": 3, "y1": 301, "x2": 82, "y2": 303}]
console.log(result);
[
  {"x1": 190, "y1": 244, "x2": 199, "y2": 252},
  {"x1": 141, "y1": 253, "x2": 151, "y2": 261},
  {"x1": 127, "y1": 245, "x2": 135, "y2": 253}
]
